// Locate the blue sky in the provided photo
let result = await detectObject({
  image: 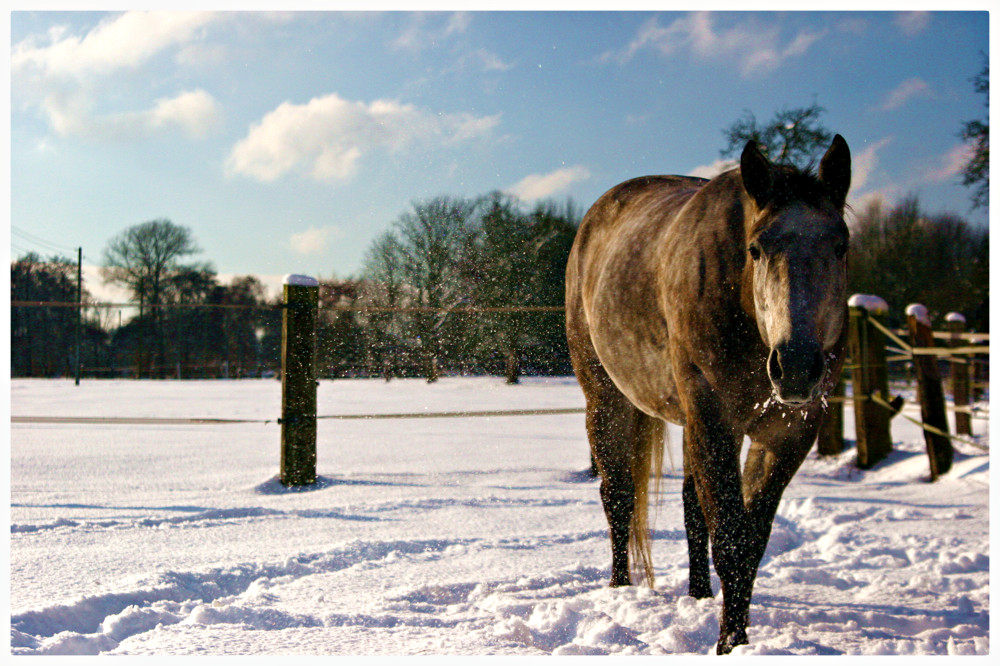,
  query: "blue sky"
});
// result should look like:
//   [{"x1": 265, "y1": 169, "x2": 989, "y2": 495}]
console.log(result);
[{"x1": 8, "y1": 9, "x2": 990, "y2": 300}]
